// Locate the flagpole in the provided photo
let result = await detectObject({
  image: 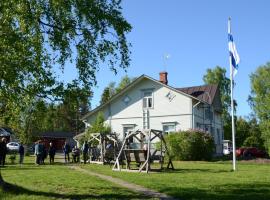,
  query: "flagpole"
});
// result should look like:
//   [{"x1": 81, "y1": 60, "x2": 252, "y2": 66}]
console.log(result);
[
  {"x1": 228, "y1": 17, "x2": 236, "y2": 171},
  {"x1": 230, "y1": 69, "x2": 236, "y2": 171}
]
